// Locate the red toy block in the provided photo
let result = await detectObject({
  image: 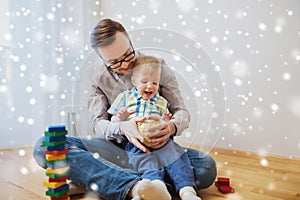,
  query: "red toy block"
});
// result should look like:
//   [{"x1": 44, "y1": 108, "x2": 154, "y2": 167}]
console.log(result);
[
  {"x1": 215, "y1": 177, "x2": 235, "y2": 194},
  {"x1": 49, "y1": 176, "x2": 68, "y2": 182},
  {"x1": 48, "y1": 194, "x2": 70, "y2": 200},
  {"x1": 45, "y1": 148, "x2": 69, "y2": 156},
  {"x1": 215, "y1": 177, "x2": 230, "y2": 186},
  {"x1": 218, "y1": 185, "x2": 235, "y2": 194}
]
